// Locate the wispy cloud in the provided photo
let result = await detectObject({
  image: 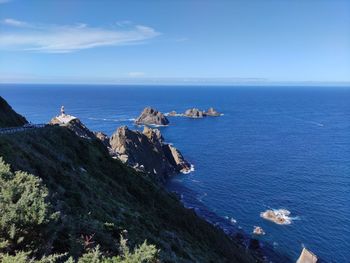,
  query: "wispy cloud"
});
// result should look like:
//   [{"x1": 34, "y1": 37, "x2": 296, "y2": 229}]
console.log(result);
[
  {"x1": 128, "y1": 72, "x2": 146, "y2": 77},
  {"x1": 0, "y1": 19, "x2": 160, "y2": 53},
  {"x1": 2, "y1": 18, "x2": 30, "y2": 27},
  {"x1": 0, "y1": 0, "x2": 12, "y2": 4}
]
